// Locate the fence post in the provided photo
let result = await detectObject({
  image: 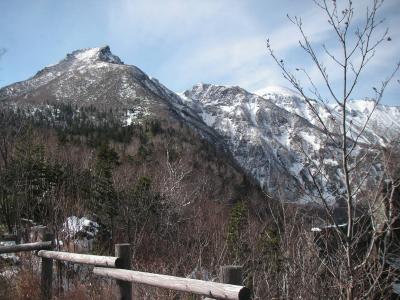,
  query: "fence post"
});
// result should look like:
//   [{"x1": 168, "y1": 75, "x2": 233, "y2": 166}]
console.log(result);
[
  {"x1": 203, "y1": 266, "x2": 245, "y2": 300},
  {"x1": 220, "y1": 265, "x2": 243, "y2": 286},
  {"x1": 115, "y1": 243, "x2": 132, "y2": 300},
  {"x1": 41, "y1": 232, "x2": 54, "y2": 300}
]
